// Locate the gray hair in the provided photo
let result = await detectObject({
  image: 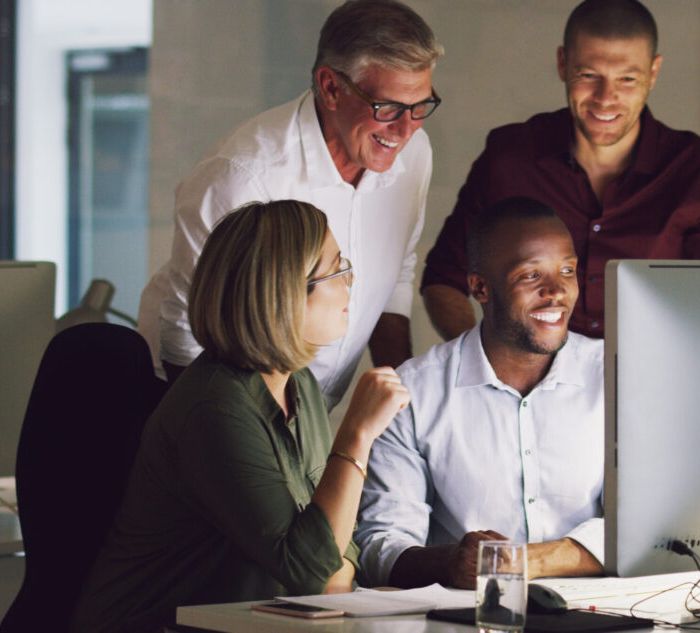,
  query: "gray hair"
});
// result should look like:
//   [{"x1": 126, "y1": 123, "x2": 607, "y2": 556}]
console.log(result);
[{"x1": 312, "y1": 0, "x2": 443, "y2": 94}]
